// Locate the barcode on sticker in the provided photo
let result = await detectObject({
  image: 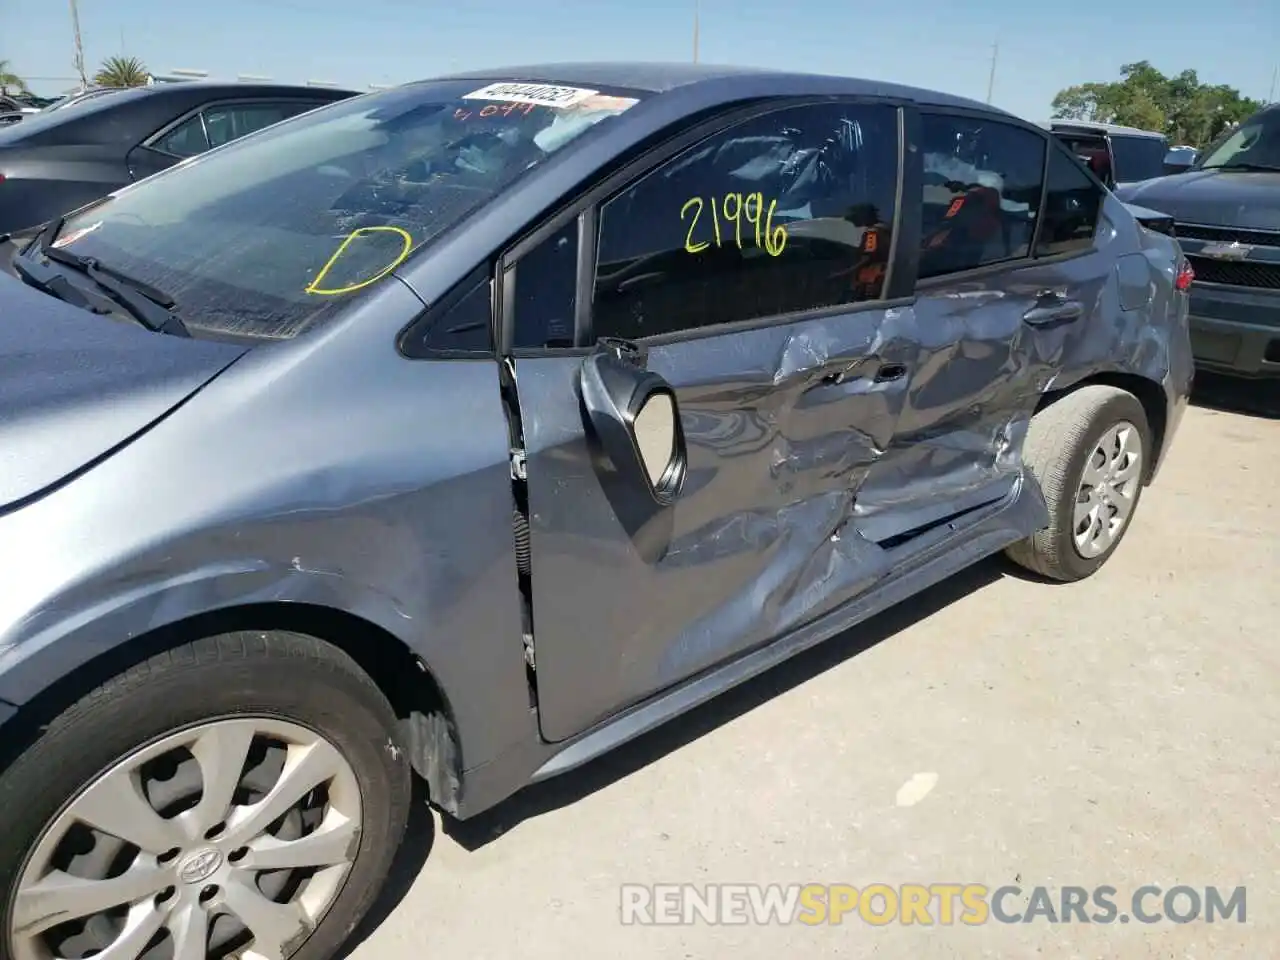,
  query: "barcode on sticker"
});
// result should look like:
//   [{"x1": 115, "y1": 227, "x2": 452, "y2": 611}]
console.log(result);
[{"x1": 461, "y1": 82, "x2": 599, "y2": 108}]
